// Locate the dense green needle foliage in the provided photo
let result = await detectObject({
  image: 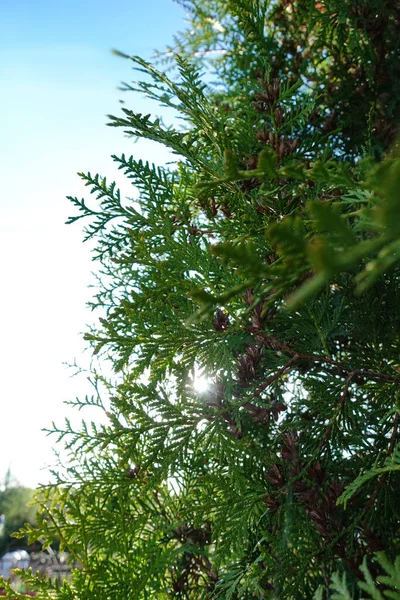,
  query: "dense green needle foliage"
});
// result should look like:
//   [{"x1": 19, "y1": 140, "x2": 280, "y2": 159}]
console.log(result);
[{"x1": 2, "y1": 0, "x2": 400, "y2": 598}]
